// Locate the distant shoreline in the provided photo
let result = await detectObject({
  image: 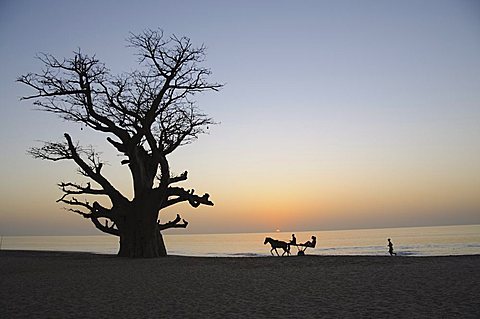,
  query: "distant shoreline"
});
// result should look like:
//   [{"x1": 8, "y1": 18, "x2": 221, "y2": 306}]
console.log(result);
[
  {"x1": 1, "y1": 249, "x2": 480, "y2": 258},
  {"x1": 2, "y1": 225, "x2": 479, "y2": 257},
  {"x1": 1, "y1": 250, "x2": 479, "y2": 318}
]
